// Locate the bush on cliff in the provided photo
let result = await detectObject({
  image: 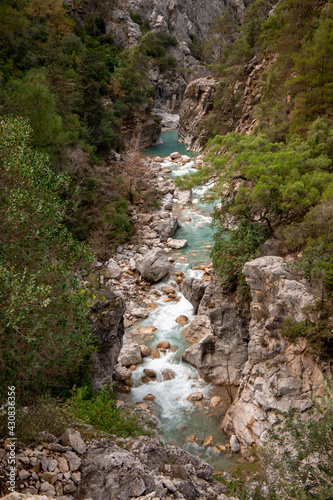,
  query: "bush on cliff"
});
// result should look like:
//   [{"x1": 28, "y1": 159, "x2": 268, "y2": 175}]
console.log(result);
[
  {"x1": 262, "y1": 382, "x2": 333, "y2": 500},
  {"x1": 0, "y1": 116, "x2": 94, "y2": 403}
]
